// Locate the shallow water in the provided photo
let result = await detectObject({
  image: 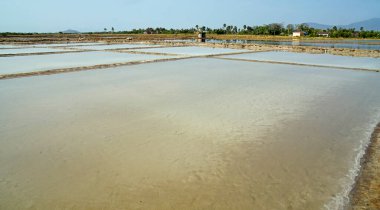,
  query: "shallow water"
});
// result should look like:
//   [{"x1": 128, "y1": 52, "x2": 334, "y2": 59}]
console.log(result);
[
  {"x1": 70, "y1": 44, "x2": 161, "y2": 50},
  {"x1": 1, "y1": 58, "x2": 380, "y2": 210},
  {"x1": 221, "y1": 51, "x2": 380, "y2": 70},
  {"x1": 0, "y1": 45, "x2": 25, "y2": 49},
  {"x1": 0, "y1": 51, "x2": 179, "y2": 75},
  {"x1": 164, "y1": 39, "x2": 380, "y2": 50},
  {"x1": 27, "y1": 43, "x2": 106, "y2": 48},
  {"x1": 0, "y1": 47, "x2": 73, "y2": 55},
  {"x1": 130, "y1": 46, "x2": 249, "y2": 55},
  {"x1": 208, "y1": 39, "x2": 380, "y2": 50}
]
